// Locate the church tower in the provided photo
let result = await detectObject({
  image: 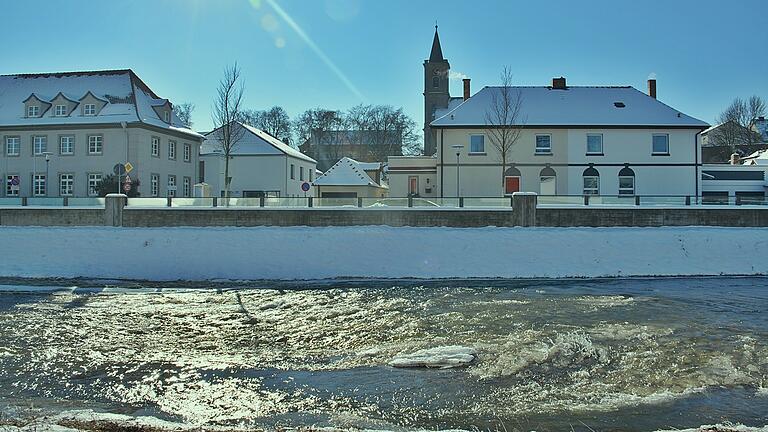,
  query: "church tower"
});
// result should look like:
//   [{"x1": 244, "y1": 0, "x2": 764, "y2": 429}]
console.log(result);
[{"x1": 423, "y1": 26, "x2": 450, "y2": 156}]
